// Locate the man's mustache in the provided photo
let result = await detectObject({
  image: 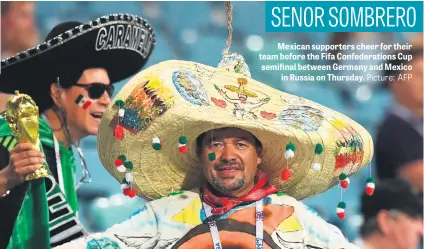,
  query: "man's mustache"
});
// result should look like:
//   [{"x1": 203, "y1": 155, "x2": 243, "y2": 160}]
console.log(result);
[{"x1": 214, "y1": 160, "x2": 243, "y2": 170}]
